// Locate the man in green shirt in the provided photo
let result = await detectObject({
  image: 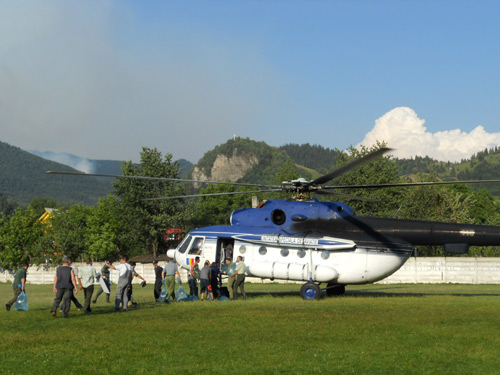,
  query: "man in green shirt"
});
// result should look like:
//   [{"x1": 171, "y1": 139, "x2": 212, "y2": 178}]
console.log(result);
[
  {"x1": 225, "y1": 257, "x2": 235, "y2": 299},
  {"x1": 162, "y1": 259, "x2": 181, "y2": 302},
  {"x1": 6, "y1": 262, "x2": 29, "y2": 311},
  {"x1": 232, "y1": 256, "x2": 246, "y2": 300}
]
